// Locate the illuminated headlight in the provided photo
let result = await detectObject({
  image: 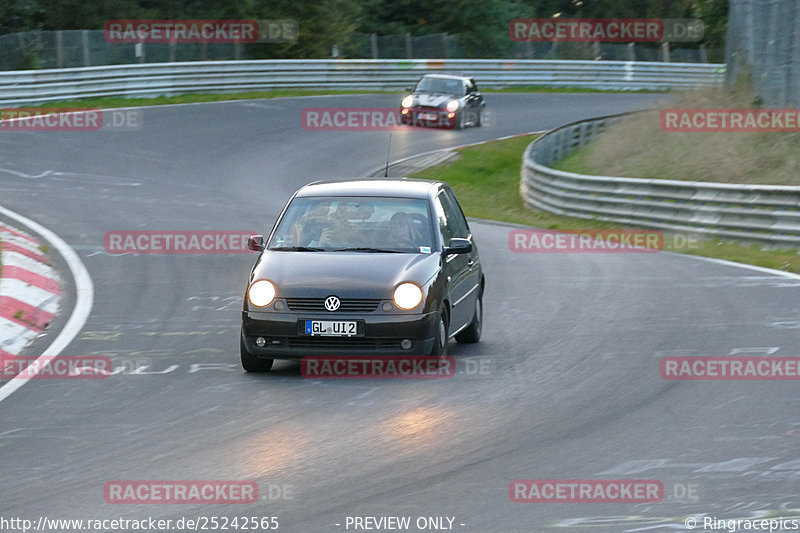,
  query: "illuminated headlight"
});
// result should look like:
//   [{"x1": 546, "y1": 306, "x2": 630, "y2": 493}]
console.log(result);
[
  {"x1": 401, "y1": 95, "x2": 414, "y2": 108},
  {"x1": 248, "y1": 279, "x2": 276, "y2": 307},
  {"x1": 446, "y1": 100, "x2": 459, "y2": 112},
  {"x1": 393, "y1": 282, "x2": 423, "y2": 310}
]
